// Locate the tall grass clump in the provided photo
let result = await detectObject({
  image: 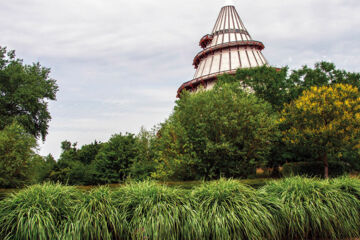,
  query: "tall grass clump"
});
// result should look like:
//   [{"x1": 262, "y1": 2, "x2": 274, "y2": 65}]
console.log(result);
[
  {"x1": 261, "y1": 176, "x2": 360, "y2": 240},
  {"x1": 0, "y1": 182, "x2": 81, "y2": 240},
  {"x1": 331, "y1": 175, "x2": 360, "y2": 200},
  {"x1": 190, "y1": 179, "x2": 283, "y2": 240},
  {"x1": 112, "y1": 180, "x2": 197, "y2": 240},
  {"x1": 63, "y1": 186, "x2": 125, "y2": 240}
]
